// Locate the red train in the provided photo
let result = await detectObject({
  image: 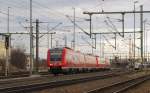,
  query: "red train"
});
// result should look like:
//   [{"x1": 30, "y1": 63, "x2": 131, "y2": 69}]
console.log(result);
[{"x1": 47, "y1": 47, "x2": 110, "y2": 74}]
